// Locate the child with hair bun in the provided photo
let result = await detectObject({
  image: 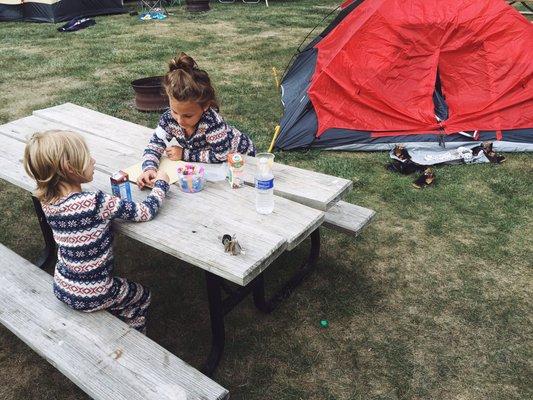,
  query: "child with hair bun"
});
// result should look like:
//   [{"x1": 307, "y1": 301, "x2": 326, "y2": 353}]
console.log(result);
[
  {"x1": 23, "y1": 130, "x2": 170, "y2": 333},
  {"x1": 137, "y1": 52, "x2": 256, "y2": 188}
]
